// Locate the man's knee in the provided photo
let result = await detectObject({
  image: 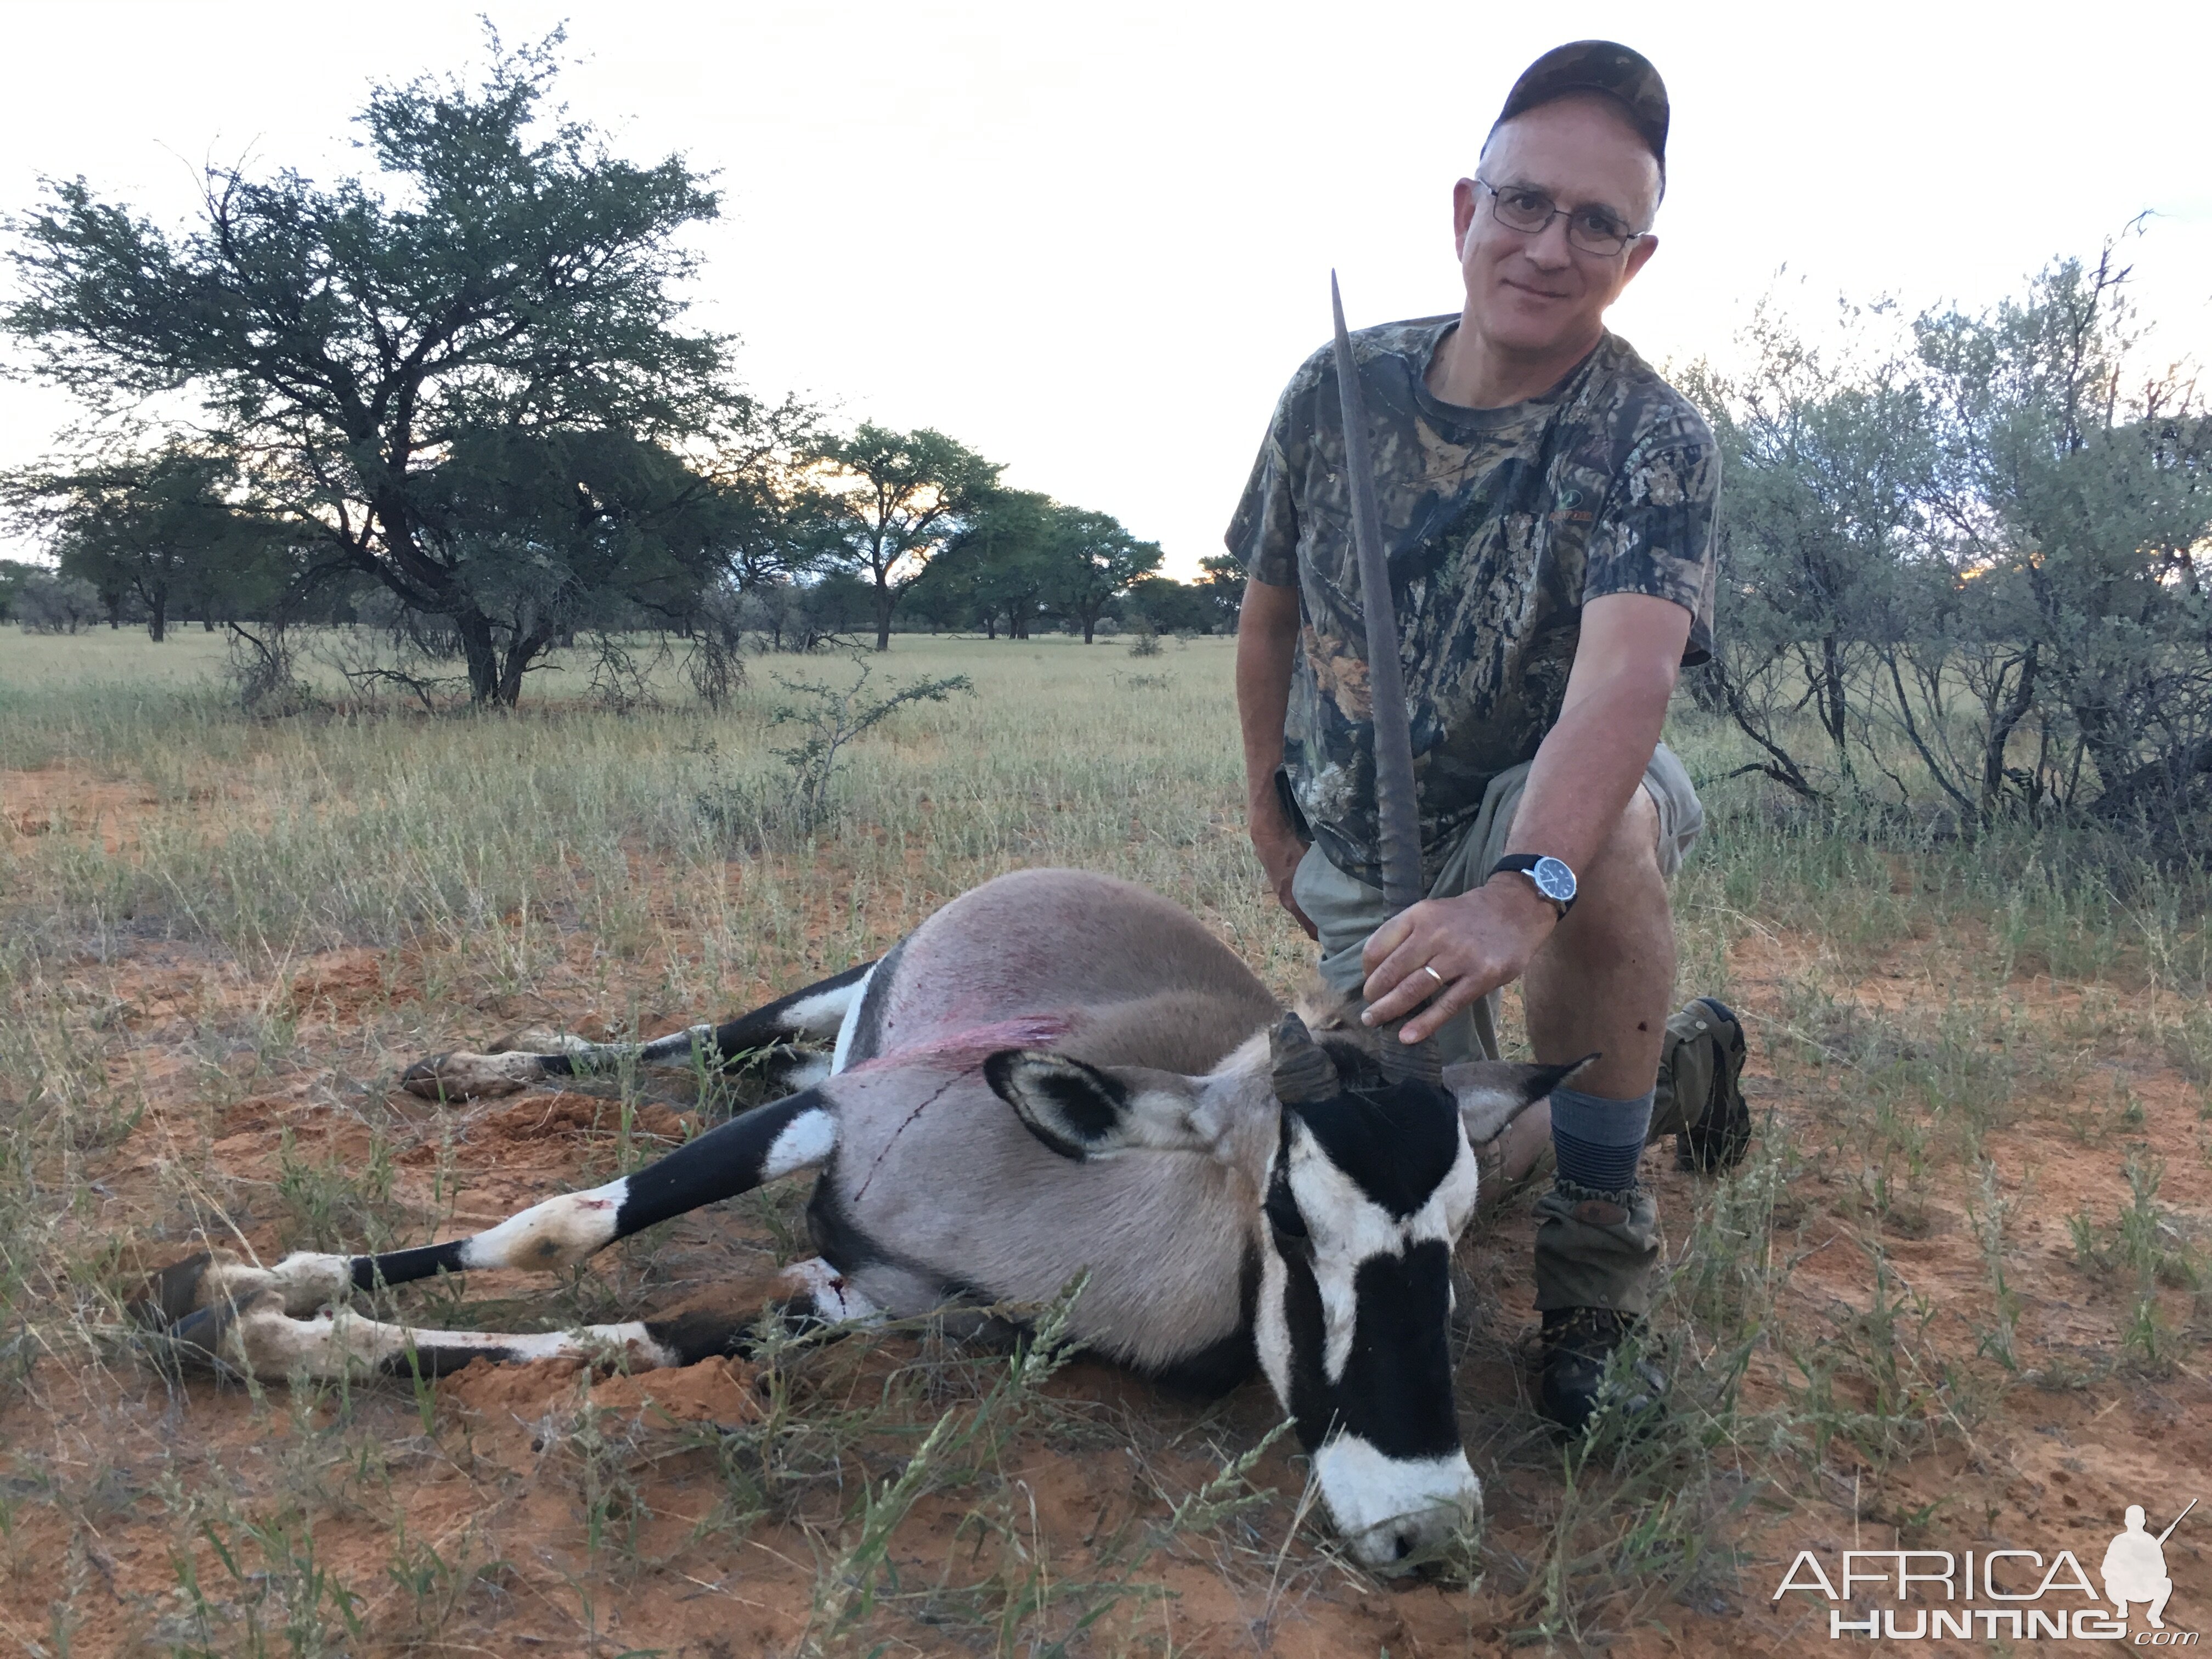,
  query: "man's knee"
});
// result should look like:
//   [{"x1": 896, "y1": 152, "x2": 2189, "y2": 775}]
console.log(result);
[
  {"x1": 1609, "y1": 784, "x2": 1665, "y2": 874},
  {"x1": 1539, "y1": 783, "x2": 1672, "y2": 1013},
  {"x1": 1559, "y1": 788, "x2": 1668, "y2": 925}
]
